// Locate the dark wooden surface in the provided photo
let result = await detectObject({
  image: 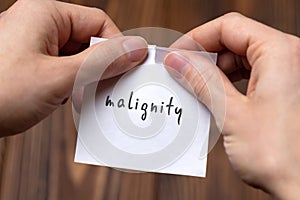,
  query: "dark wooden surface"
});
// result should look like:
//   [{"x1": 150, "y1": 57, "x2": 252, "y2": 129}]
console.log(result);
[{"x1": 0, "y1": 0, "x2": 299, "y2": 199}]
